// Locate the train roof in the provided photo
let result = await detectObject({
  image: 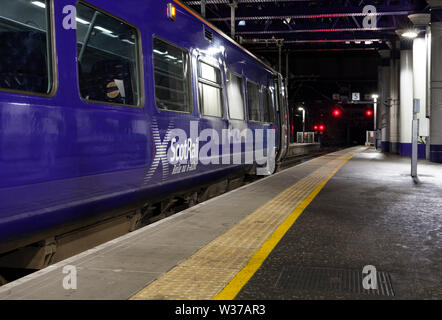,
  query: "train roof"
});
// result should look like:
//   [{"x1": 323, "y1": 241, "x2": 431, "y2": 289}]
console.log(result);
[{"x1": 173, "y1": 0, "x2": 279, "y2": 76}]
